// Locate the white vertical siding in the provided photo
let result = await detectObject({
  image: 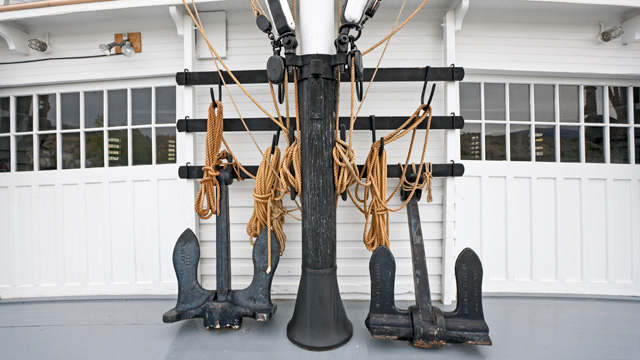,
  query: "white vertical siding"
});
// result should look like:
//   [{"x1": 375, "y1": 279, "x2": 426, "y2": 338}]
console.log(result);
[
  {"x1": 458, "y1": 163, "x2": 640, "y2": 296},
  {"x1": 0, "y1": 76, "x2": 185, "y2": 298},
  {"x1": 0, "y1": 168, "x2": 184, "y2": 298},
  {"x1": 452, "y1": 7, "x2": 640, "y2": 298}
]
